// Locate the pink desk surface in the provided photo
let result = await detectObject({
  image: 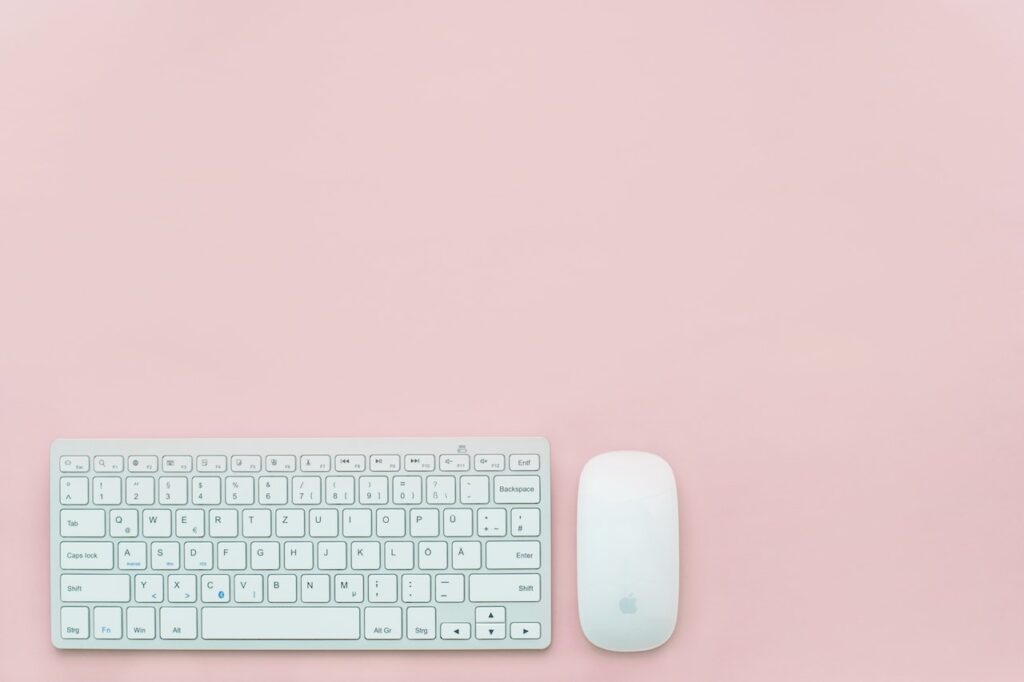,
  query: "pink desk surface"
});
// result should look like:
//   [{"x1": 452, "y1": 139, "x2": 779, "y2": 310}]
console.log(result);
[{"x1": 2, "y1": 2, "x2": 1023, "y2": 681}]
